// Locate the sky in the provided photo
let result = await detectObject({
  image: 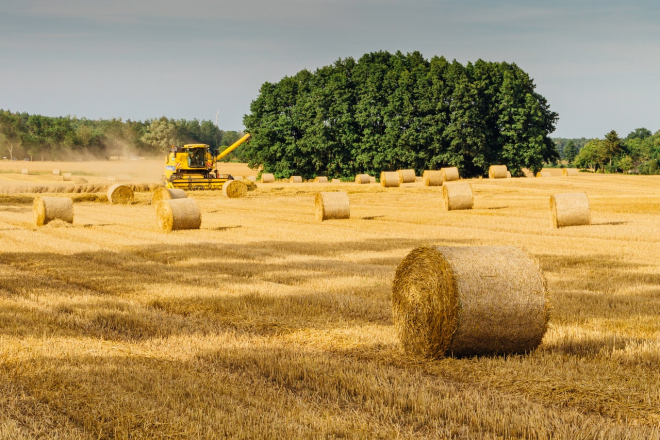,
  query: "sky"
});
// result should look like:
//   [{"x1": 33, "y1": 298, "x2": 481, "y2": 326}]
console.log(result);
[{"x1": 0, "y1": 0, "x2": 659, "y2": 138}]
